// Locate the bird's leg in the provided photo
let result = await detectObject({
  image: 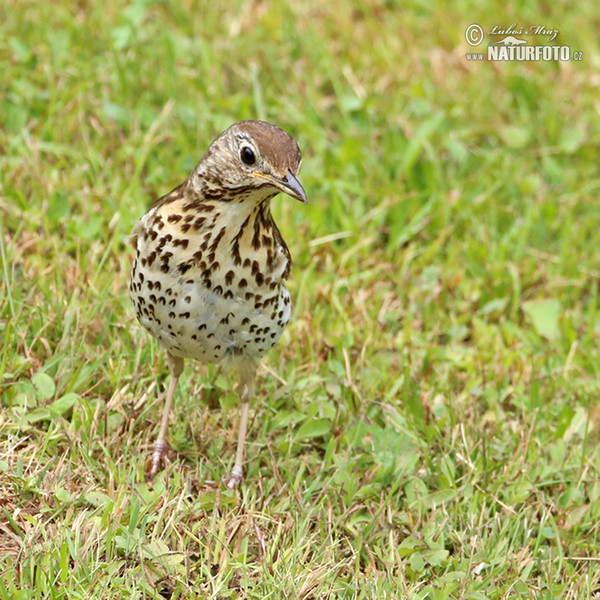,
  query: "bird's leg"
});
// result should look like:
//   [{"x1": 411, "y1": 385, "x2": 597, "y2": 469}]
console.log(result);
[
  {"x1": 223, "y1": 367, "x2": 255, "y2": 489},
  {"x1": 148, "y1": 353, "x2": 184, "y2": 478}
]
